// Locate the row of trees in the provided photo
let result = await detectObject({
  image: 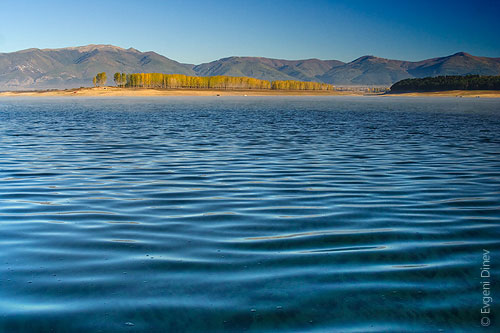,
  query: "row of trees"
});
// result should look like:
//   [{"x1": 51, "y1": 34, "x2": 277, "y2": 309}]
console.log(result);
[
  {"x1": 271, "y1": 80, "x2": 334, "y2": 90},
  {"x1": 92, "y1": 72, "x2": 107, "y2": 86},
  {"x1": 105, "y1": 72, "x2": 334, "y2": 90},
  {"x1": 120, "y1": 73, "x2": 272, "y2": 89},
  {"x1": 391, "y1": 75, "x2": 500, "y2": 92},
  {"x1": 113, "y1": 73, "x2": 127, "y2": 87}
]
